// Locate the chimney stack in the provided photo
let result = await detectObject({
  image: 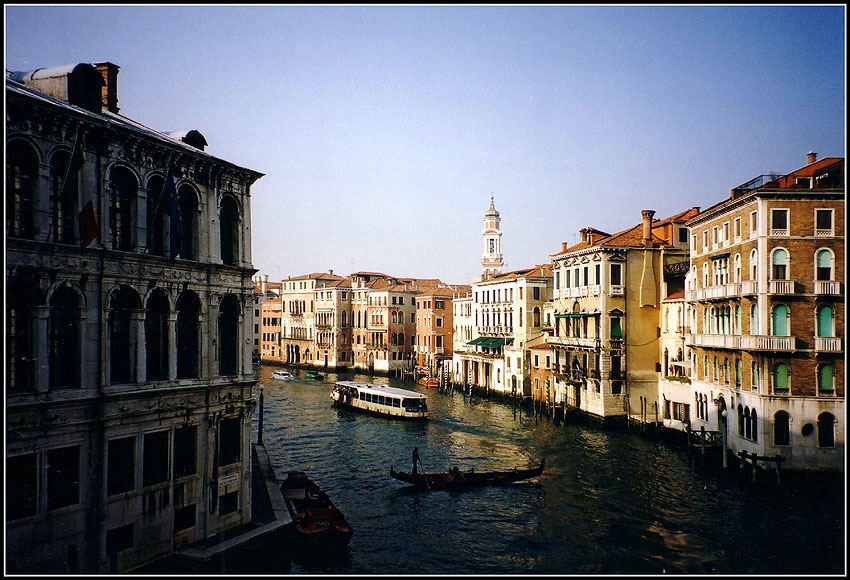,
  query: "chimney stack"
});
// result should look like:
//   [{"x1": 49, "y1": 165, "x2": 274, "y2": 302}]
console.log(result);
[
  {"x1": 561, "y1": 241, "x2": 568, "y2": 252},
  {"x1": 94, "y1": 62, "x2": 120, "y2": 114},
  {"x1": 641, "y1": 210, "x2": 656, "y2": 247},
  {"x1": 807, "y1": 151, "x2": 817, "y2": 165},
  {"x1": 261, "y1": 274, "x2": 268, "y2": 294}
]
